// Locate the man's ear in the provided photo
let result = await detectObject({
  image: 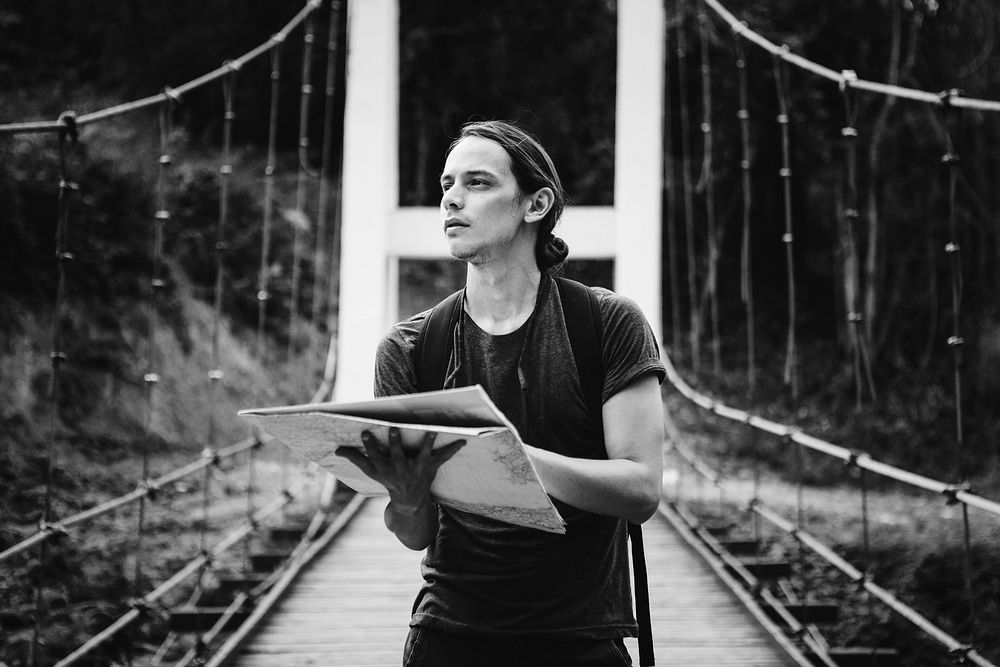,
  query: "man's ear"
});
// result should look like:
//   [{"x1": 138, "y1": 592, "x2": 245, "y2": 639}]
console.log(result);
[{"x1": 524, "y1": 187, "x2": 555, "y2": 224}]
